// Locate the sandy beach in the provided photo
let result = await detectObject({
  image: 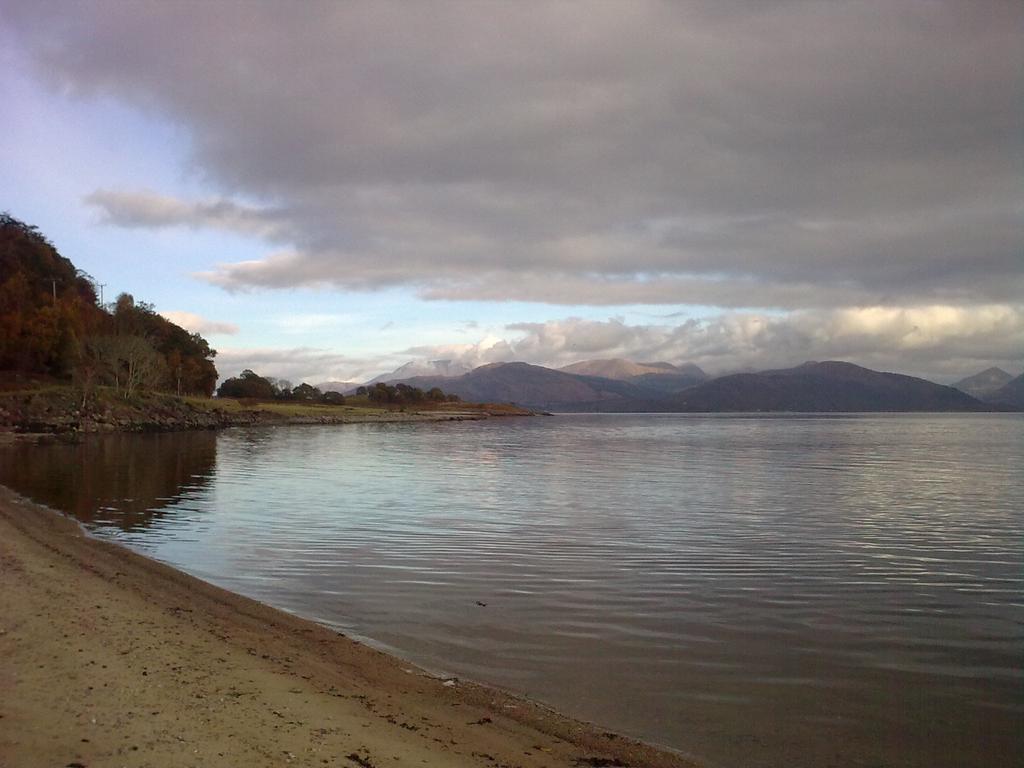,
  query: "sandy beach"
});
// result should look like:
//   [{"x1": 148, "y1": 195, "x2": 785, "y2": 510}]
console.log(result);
[{"x1": 0, "y1": 484, "x2": 697, "y2": 768}]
